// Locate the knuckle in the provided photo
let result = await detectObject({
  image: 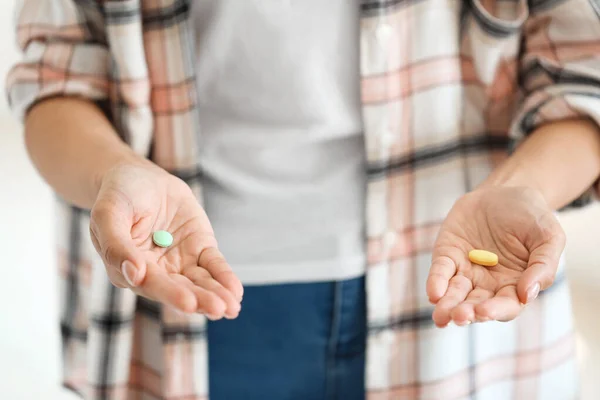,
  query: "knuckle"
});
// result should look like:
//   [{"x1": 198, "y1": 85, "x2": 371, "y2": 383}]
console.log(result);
[
  {"x1": 436, "y1": 297, "x2": 454, "y2": 307},
  {"x1": 183, "y1": 267, "x2": 211, "y2": 281},
  {"x1": 198, "y1": 235, "x2": 219, "y2": 251},
  {"x1": 90, "y1": 204, "x2": 112, "y2": 221},
  {"x1": 205, "y1": 237, "x2": 219, "y2": 249},
  {"x1": 449, "y1": 279, "x2": 465, "y2": 290},
  {"x1": 555, "y1": 226, "x2": 567, "y2": 244},
  {"x1": 474, "y1": 303, "x2": 492, "y2": 317},
  {"x1": 101, "y1": 243, "x2": 119, "y2": 267},
  {"x1": 538, "y1": 213, "x2": 565, "y2": 241},
  {"x1": 203, "y1": 252, "x2": 227, "y2": 271},
  {"x1": 431, "y1": 255, "x2": 453, "y2": 268},
  {"x1": 171, "y1": 291, "x2": 195, "y2": 312},
  {"x1": 213, "y1": 270, "x2": 237, "y2": 285},
  {"x1": 539, "y1": 225, "x2": 556, "y2": 241},
  {"x1": 427, "y1": 272, "x2": 447, "y2": 284},
  {"x1": 172, "y1": 290, "x2": 187, "y2": 305}
]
